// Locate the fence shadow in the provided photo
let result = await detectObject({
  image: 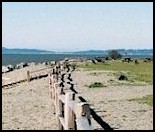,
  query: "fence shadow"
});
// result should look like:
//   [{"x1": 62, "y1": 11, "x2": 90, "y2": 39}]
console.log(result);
[{"x1": 78, "y1": 96, "x2": 113, "y2": 130}]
